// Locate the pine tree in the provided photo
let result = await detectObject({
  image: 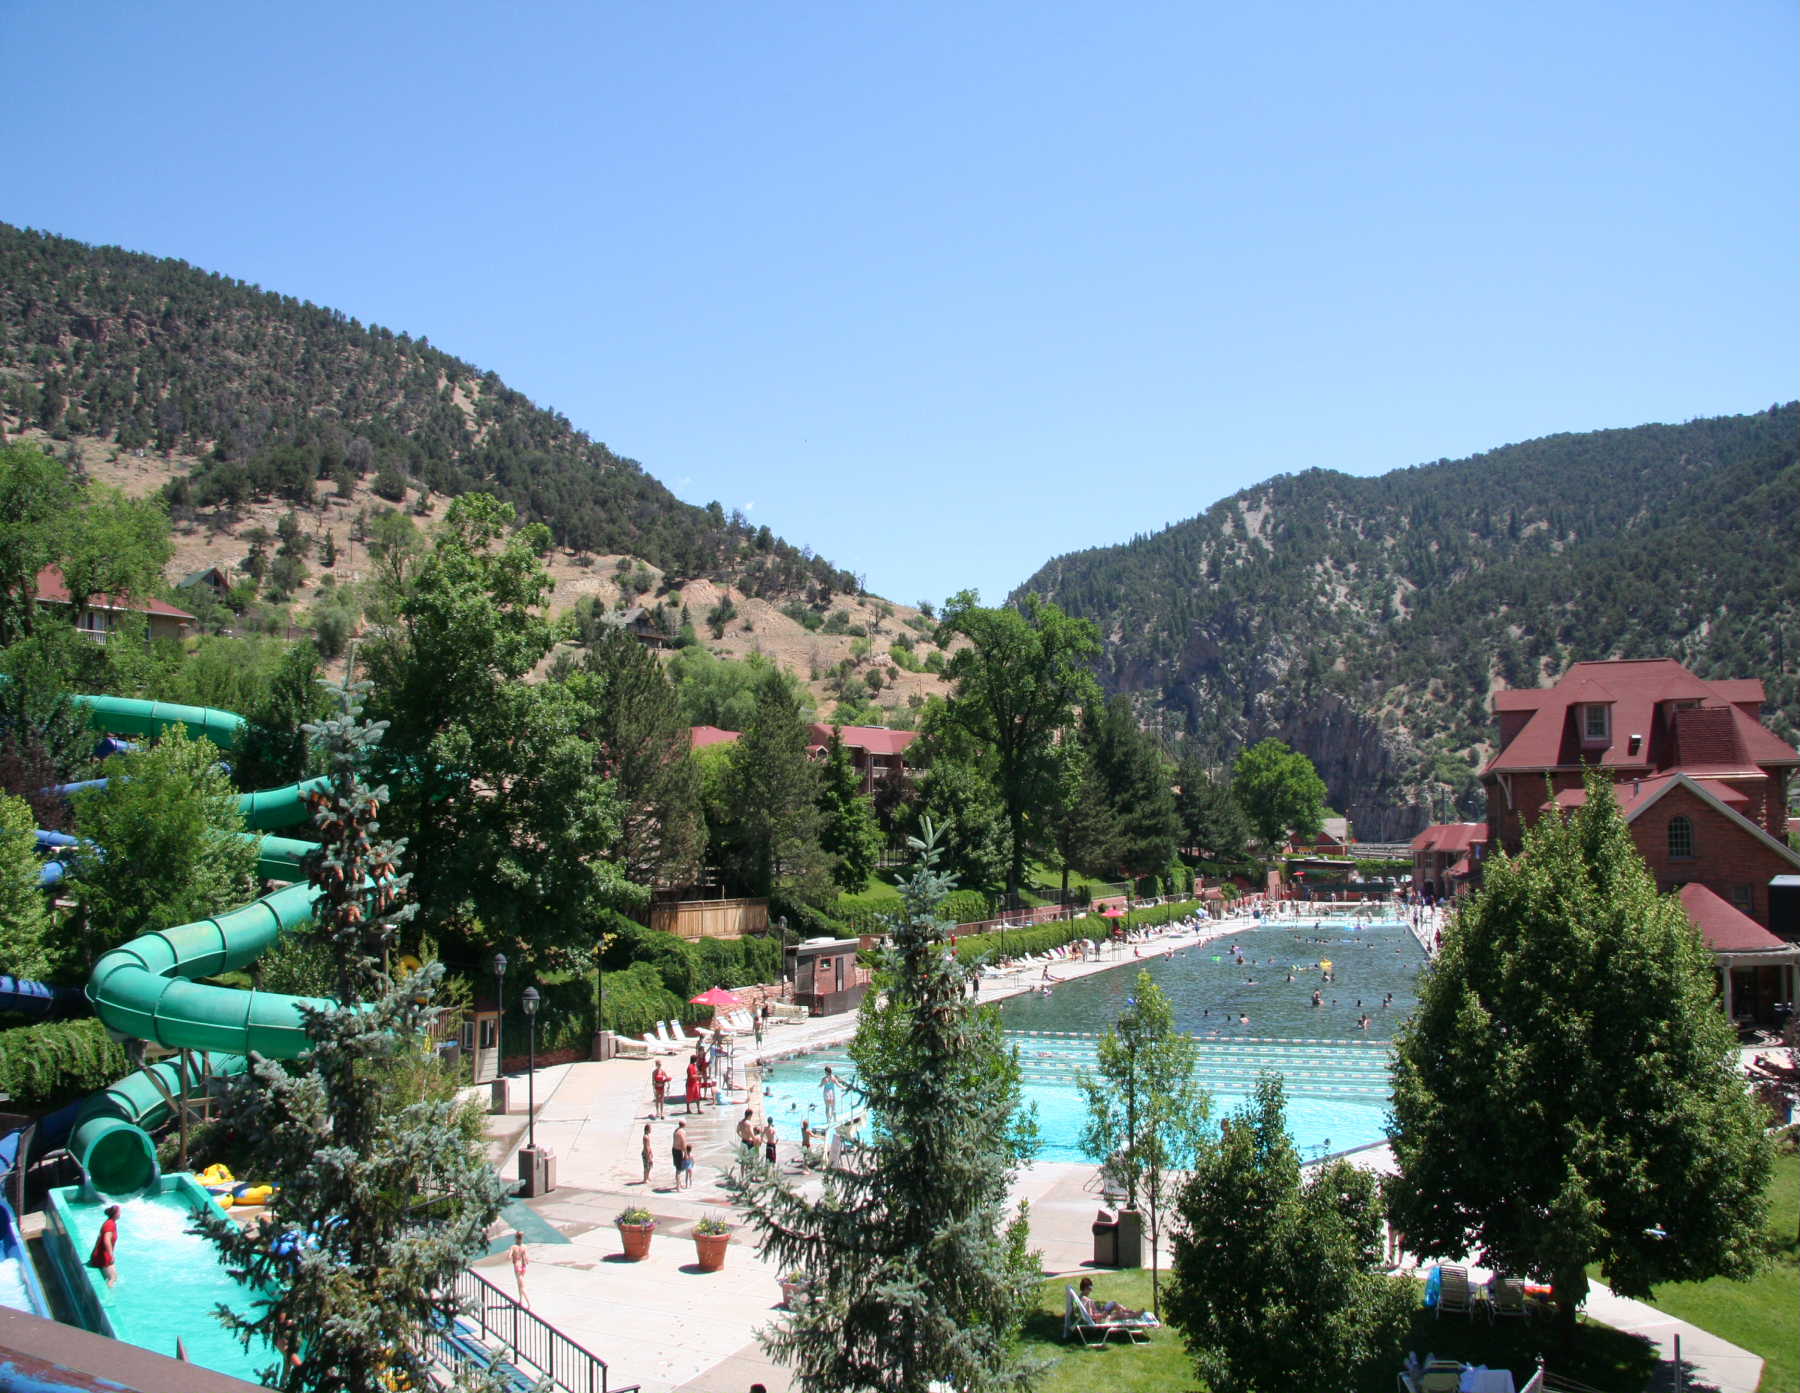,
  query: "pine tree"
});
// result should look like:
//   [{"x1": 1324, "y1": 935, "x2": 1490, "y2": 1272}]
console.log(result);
[
  {"x1": 200, "y1": 681, "x2": 505, "y2": 1392},
  {"x1": 726, "y1": 823, "x2": 1039, "y2": 1393},
  {"x1": 816, "y1": 729, "x2": 883, "y2": 892}
]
